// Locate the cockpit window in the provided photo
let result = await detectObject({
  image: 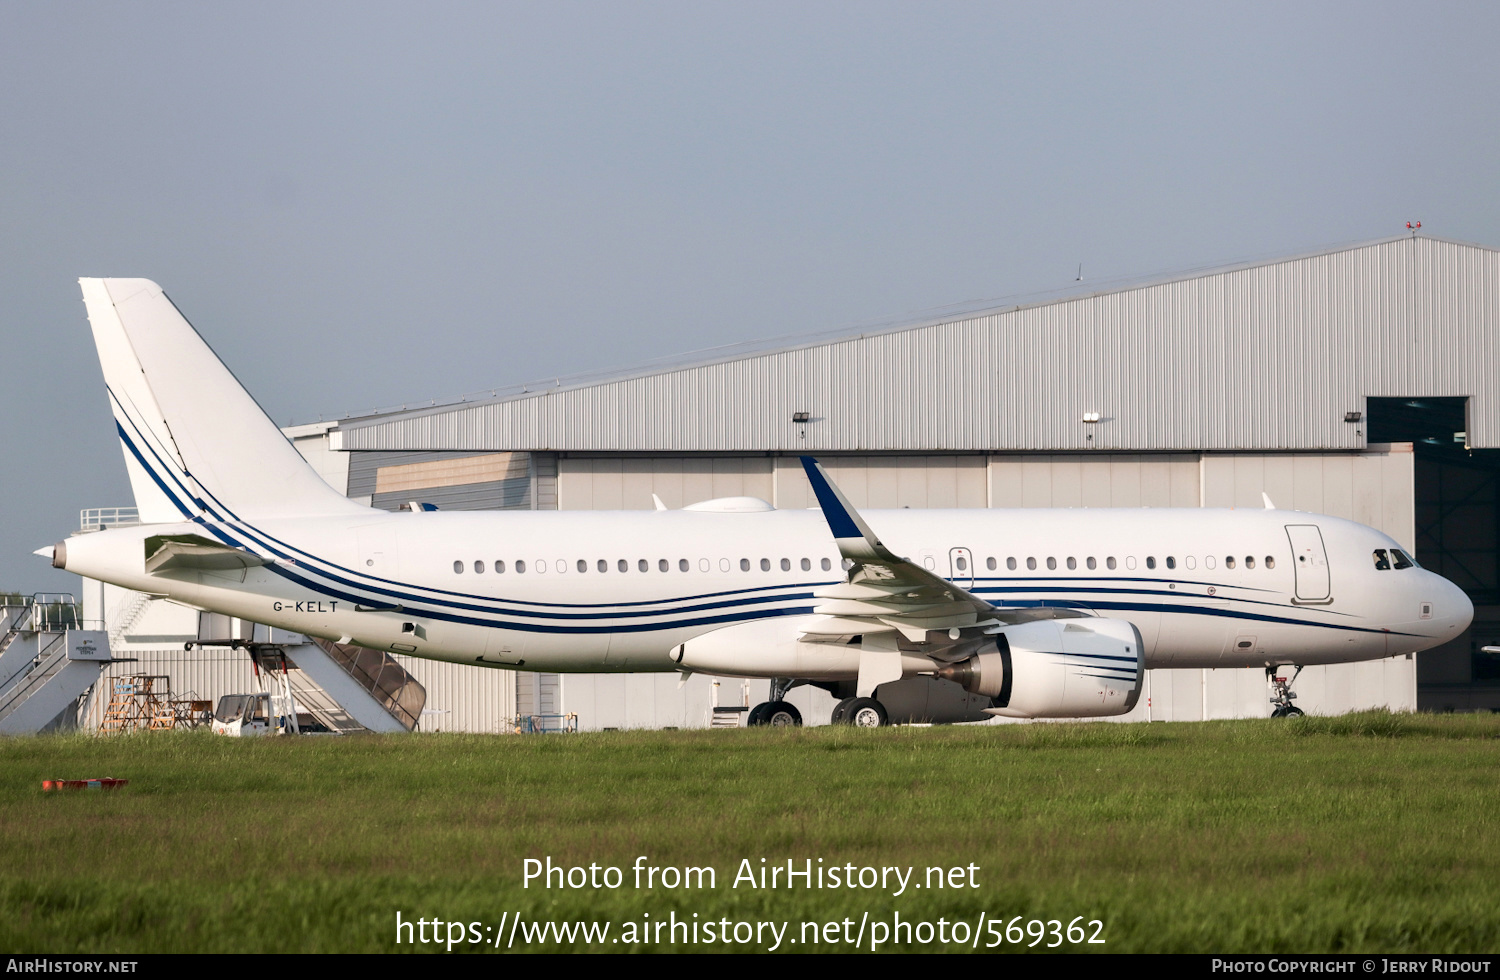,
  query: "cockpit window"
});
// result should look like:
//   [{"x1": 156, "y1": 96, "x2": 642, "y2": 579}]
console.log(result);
[
  {"x1": 1391, "y1": 549, "x2": 1415, "y2": 570},
  {"x1": 1373, "y1": 549, "x2": 1391, "y2": 571}
]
